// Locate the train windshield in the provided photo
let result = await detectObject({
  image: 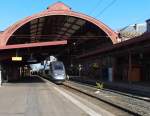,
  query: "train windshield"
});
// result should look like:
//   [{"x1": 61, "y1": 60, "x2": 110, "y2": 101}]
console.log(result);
[{"x1": 54, "y1": 64, "x2": 64, "y2": 70}]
